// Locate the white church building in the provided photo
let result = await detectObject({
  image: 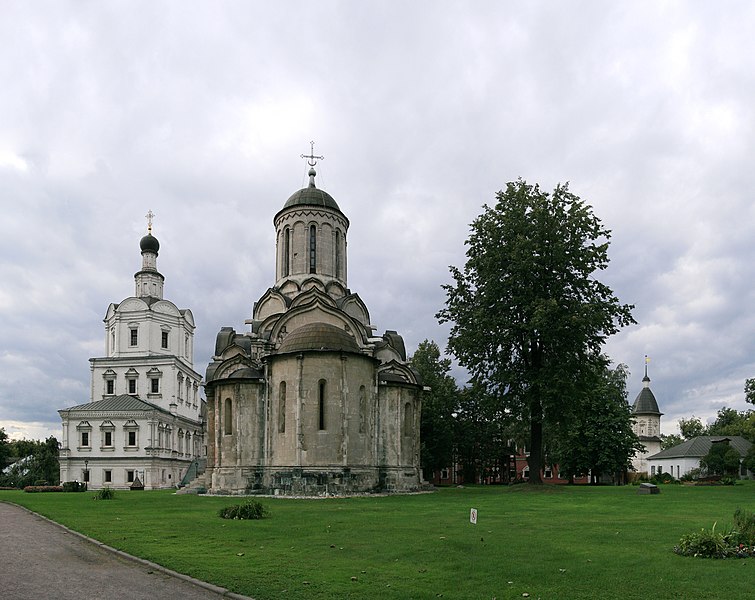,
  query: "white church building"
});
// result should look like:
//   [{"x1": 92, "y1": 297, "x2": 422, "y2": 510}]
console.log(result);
[
  {"x1": 58, "y1": 216, "x2": 205, "y2": 489},
  {"x1": 630, "y1": 360, "x2": 663, "y2": 475}
]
